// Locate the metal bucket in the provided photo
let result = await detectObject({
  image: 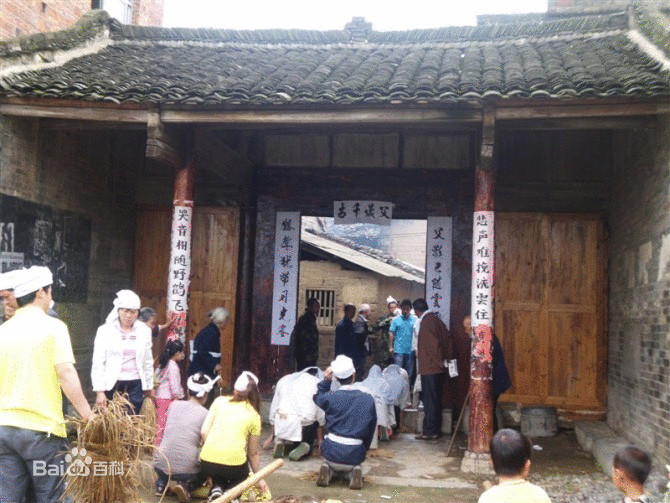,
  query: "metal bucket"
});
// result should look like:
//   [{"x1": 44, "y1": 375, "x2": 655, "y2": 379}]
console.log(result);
[{"x1": 520, "y1": 406, "x2": 557, "y2": 437}]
